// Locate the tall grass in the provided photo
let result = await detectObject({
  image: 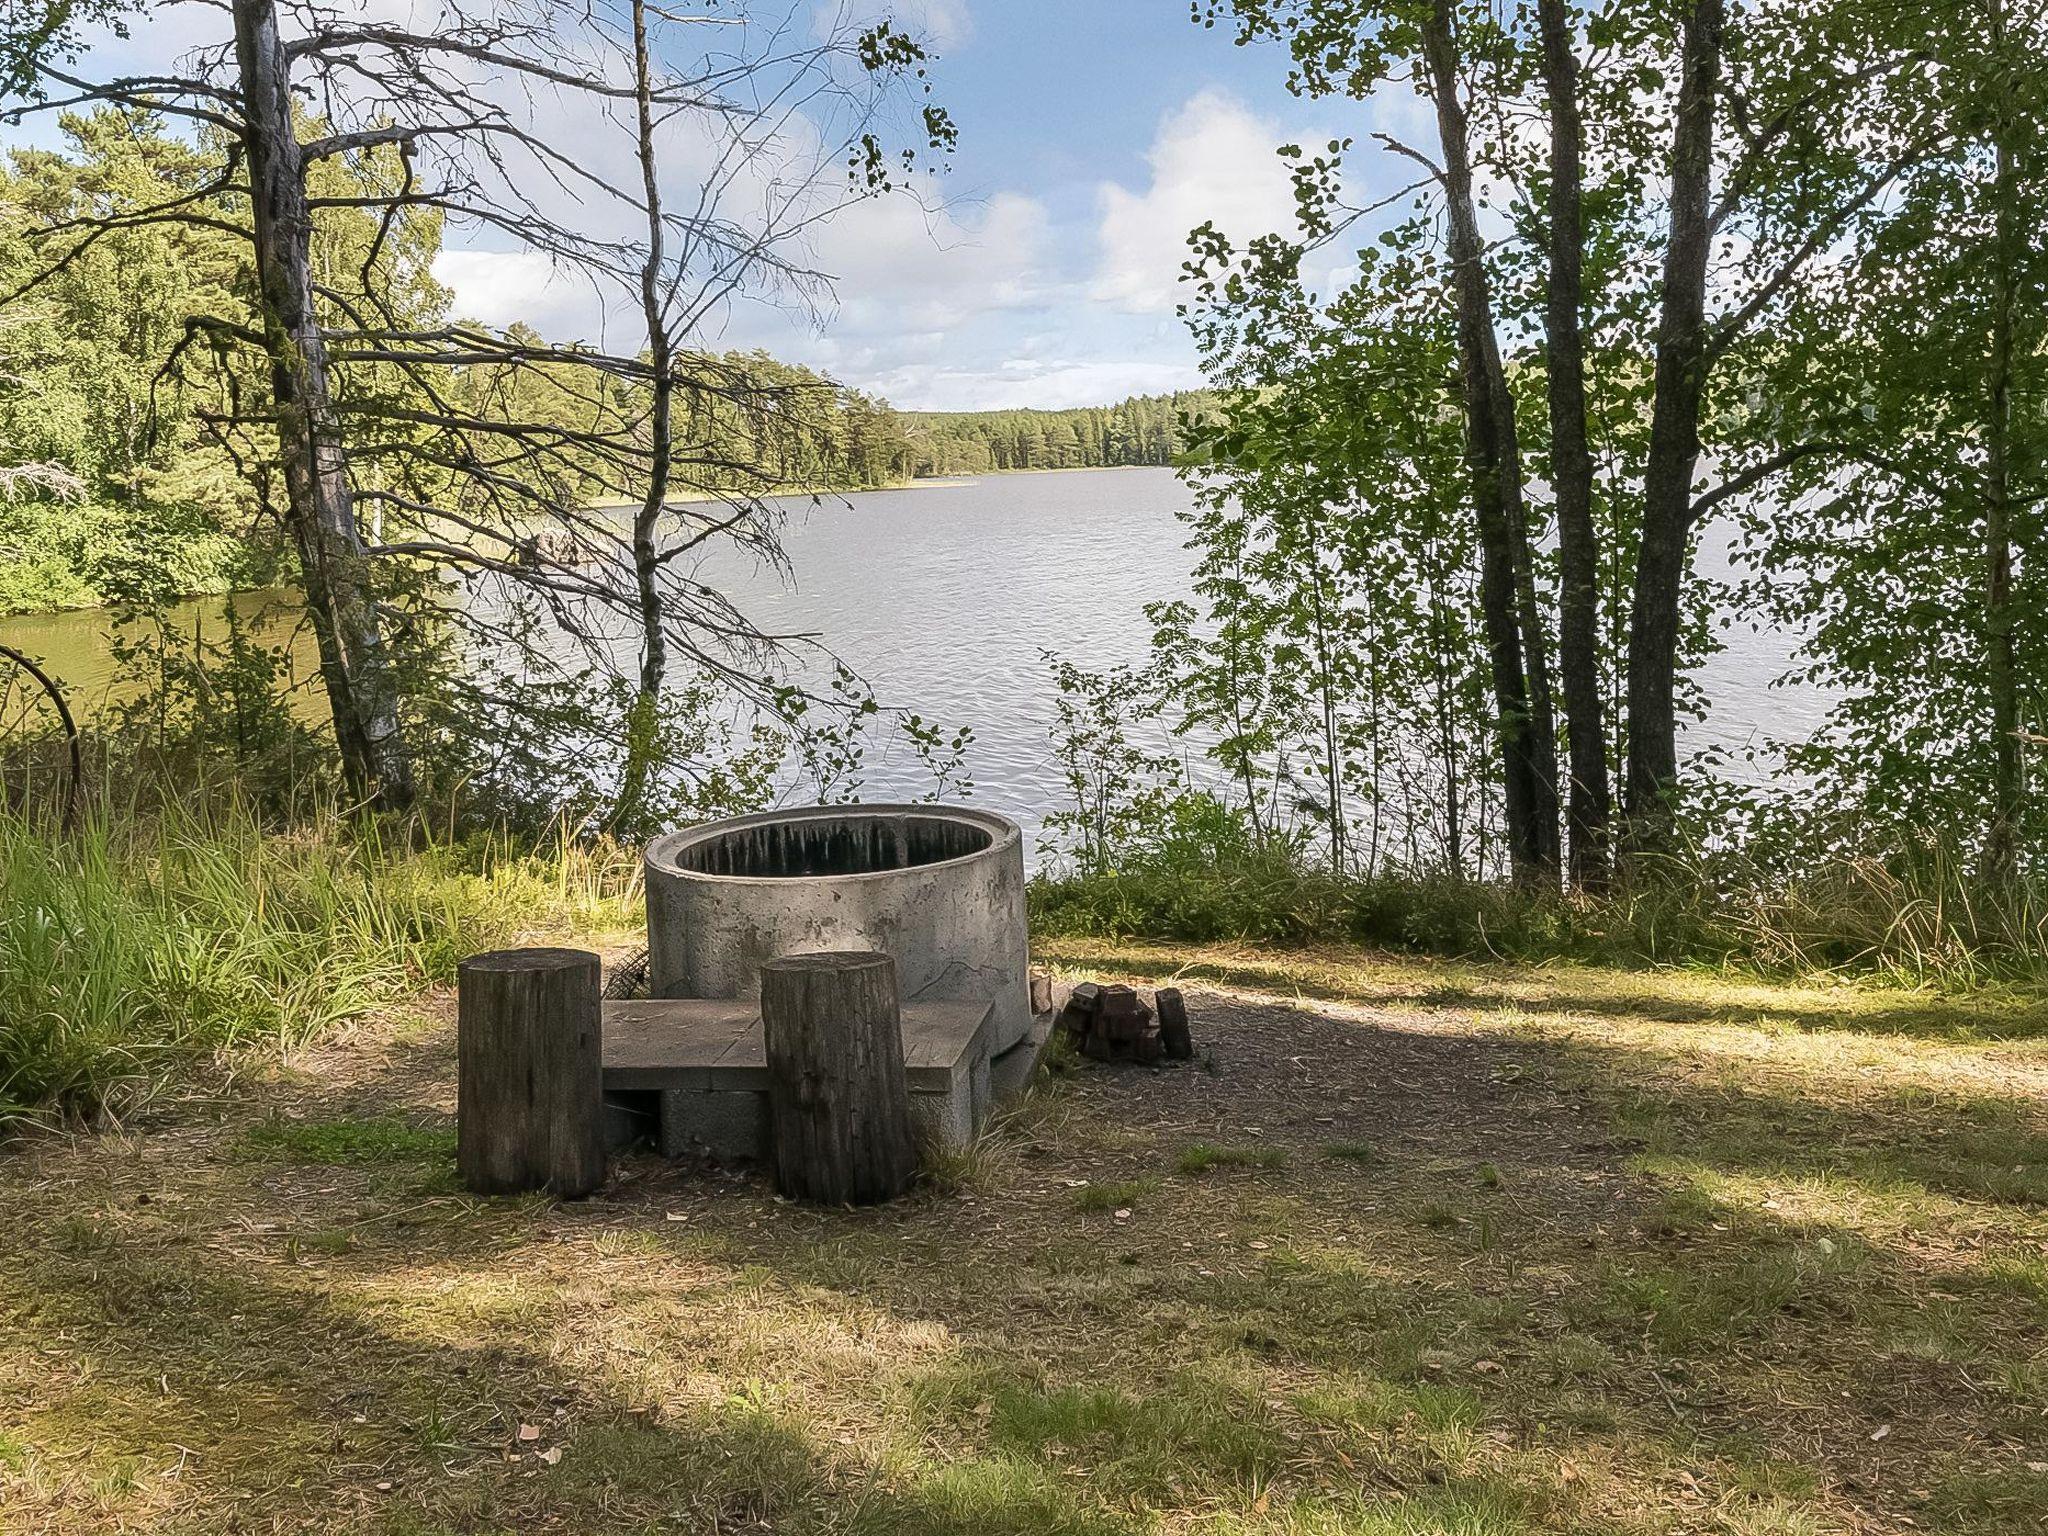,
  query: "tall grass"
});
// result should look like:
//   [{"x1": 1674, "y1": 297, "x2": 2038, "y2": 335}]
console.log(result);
[
  {"x1": 0, "y1": 796, "x2": 643, "y2": 1128},
  {"x1": 1031, "y1": 830, "x2": 2048, "y2": 987}
]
